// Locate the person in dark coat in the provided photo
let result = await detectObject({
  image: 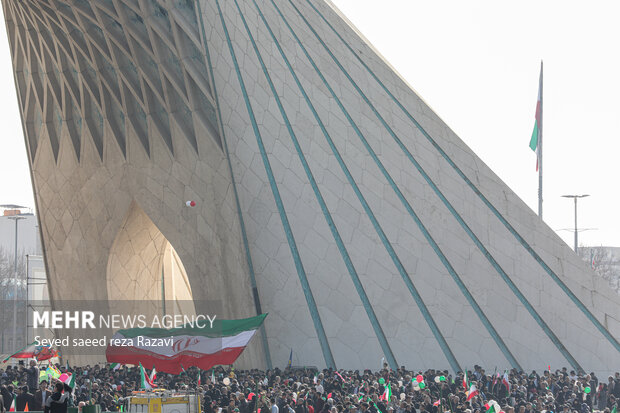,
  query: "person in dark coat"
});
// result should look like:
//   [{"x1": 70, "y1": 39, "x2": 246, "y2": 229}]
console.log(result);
[
  {"x1": 15, "y1": 386, "x2": 35, "y2": 411},
  {"x1": 24, "y1": 361, "x2": 39, "y2": 394},
  {"x1": 46, "y1": 383, "x2": 64, "y2": 413},
  {"x1": 49, "y1": 383, "x2": 73, "y2": 413},
  {"x1": 0, "y1": 387, "x2": 11, "y2": 412},
  {"x1": 34, "y1": 380, "x2": 51, "y2": 412}
]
